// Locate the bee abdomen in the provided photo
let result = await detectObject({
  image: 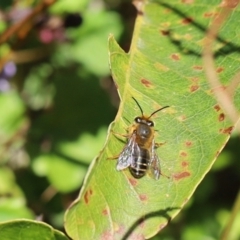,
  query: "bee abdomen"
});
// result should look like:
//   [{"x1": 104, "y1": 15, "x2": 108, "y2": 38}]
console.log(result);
[{"x1": 130, "y1": 148, "x2": 149, "y2": 178}]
